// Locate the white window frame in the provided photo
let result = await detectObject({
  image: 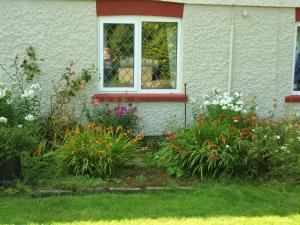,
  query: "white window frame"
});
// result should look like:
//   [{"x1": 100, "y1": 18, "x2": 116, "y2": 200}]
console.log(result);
[
  {"x1": 292, "y1": 23, "x2": 300, "y2": 95},
  {"x1": 98, "y1": 16, "x2": 182, "y2": 93}
]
